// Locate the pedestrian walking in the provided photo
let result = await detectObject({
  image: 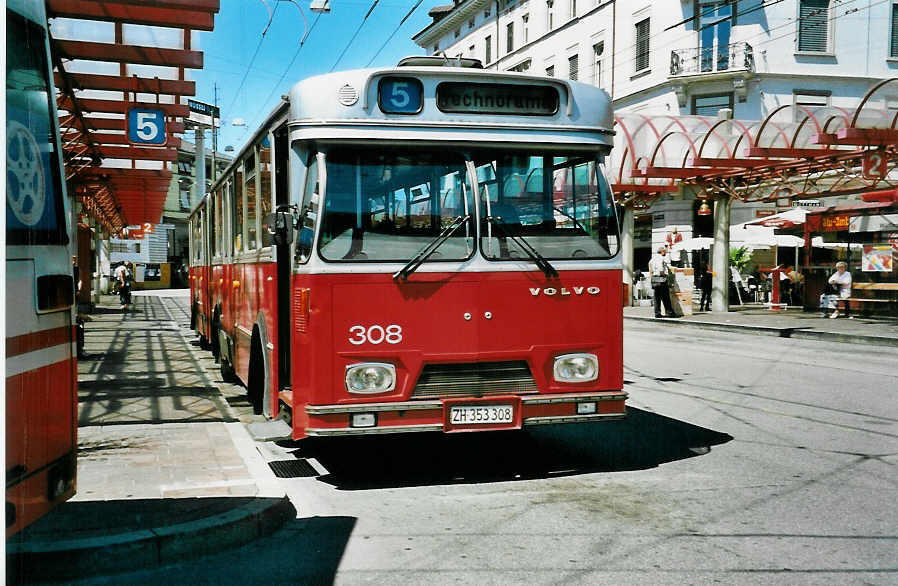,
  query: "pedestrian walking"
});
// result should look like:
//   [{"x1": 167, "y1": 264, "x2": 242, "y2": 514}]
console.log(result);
[
  {"x1": 648, "y1": 246, "x2": 676, "y2": 318},
  {"x1": 699, "y1": 264, "x2": 713, "y2": 311},
  {"x1": 115, "y1": 261, "x2": 133, "y2": 311}
]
